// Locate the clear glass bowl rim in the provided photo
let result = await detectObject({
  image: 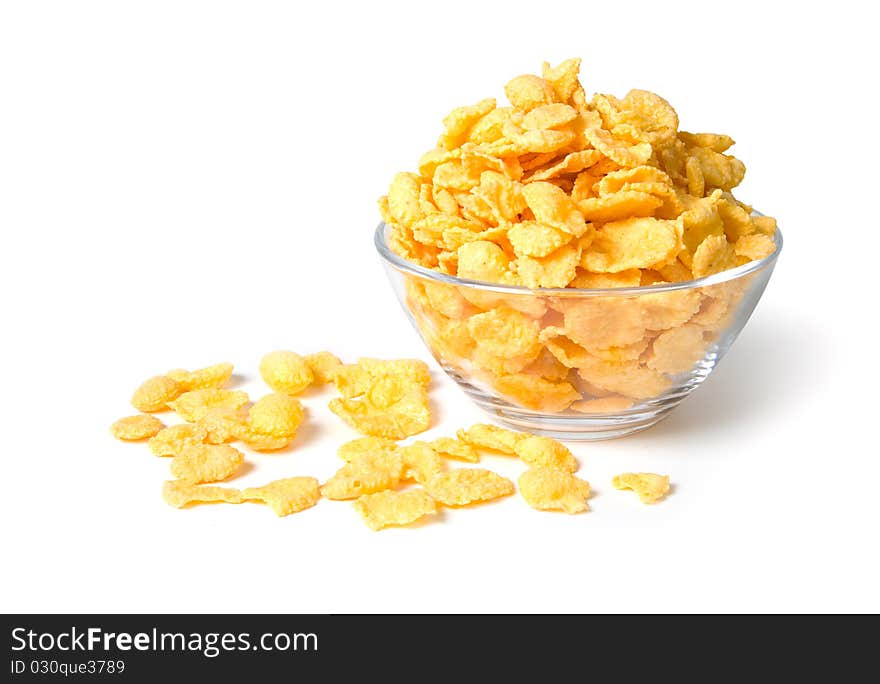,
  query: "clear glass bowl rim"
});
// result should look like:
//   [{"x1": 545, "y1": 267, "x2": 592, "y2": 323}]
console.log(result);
[{"x1": 374, "y1": 220, "x2": 782, "y2": 297}]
